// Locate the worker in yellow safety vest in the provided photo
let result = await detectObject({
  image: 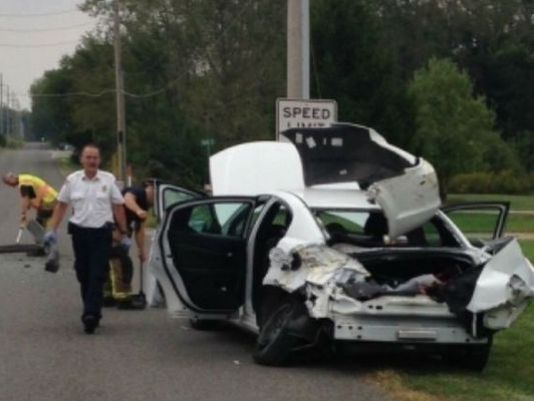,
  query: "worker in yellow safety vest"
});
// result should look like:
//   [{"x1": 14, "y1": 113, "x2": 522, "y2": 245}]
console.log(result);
[{"x1": 2, "y1": 172, "x2": 58, "y2": 229}]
